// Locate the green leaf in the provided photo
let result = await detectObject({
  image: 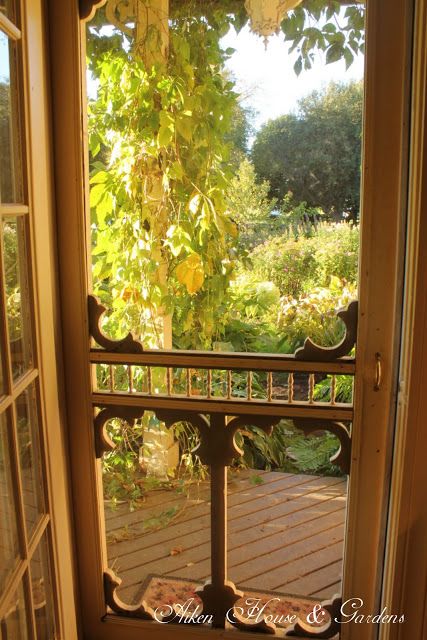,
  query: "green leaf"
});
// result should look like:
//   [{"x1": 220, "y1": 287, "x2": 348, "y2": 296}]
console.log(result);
[
  {"x1": 90, "y1": 183, "x2": 106, "y2": 208},
  {"x1": 96, "y1": 192, "x2": 112, "y2": 227},
  {"x1": 343, "y1": 48, "x2": 354, "y2": 70},
  {"x1": 293, "y1": 57, "x2": 303, "y2": 76},
  {"x1": 90, "y1": 171, "x2": 109, "y2": 184},
  {"x1": 326, "y1": 43, "x2": 344, "y2": 64},
  {"x1": 176, "y1": 115, "x2": 193, "y2": 142},
  {"x1": 158, "y1": 124, "x2": 174, "y2": 147}
]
